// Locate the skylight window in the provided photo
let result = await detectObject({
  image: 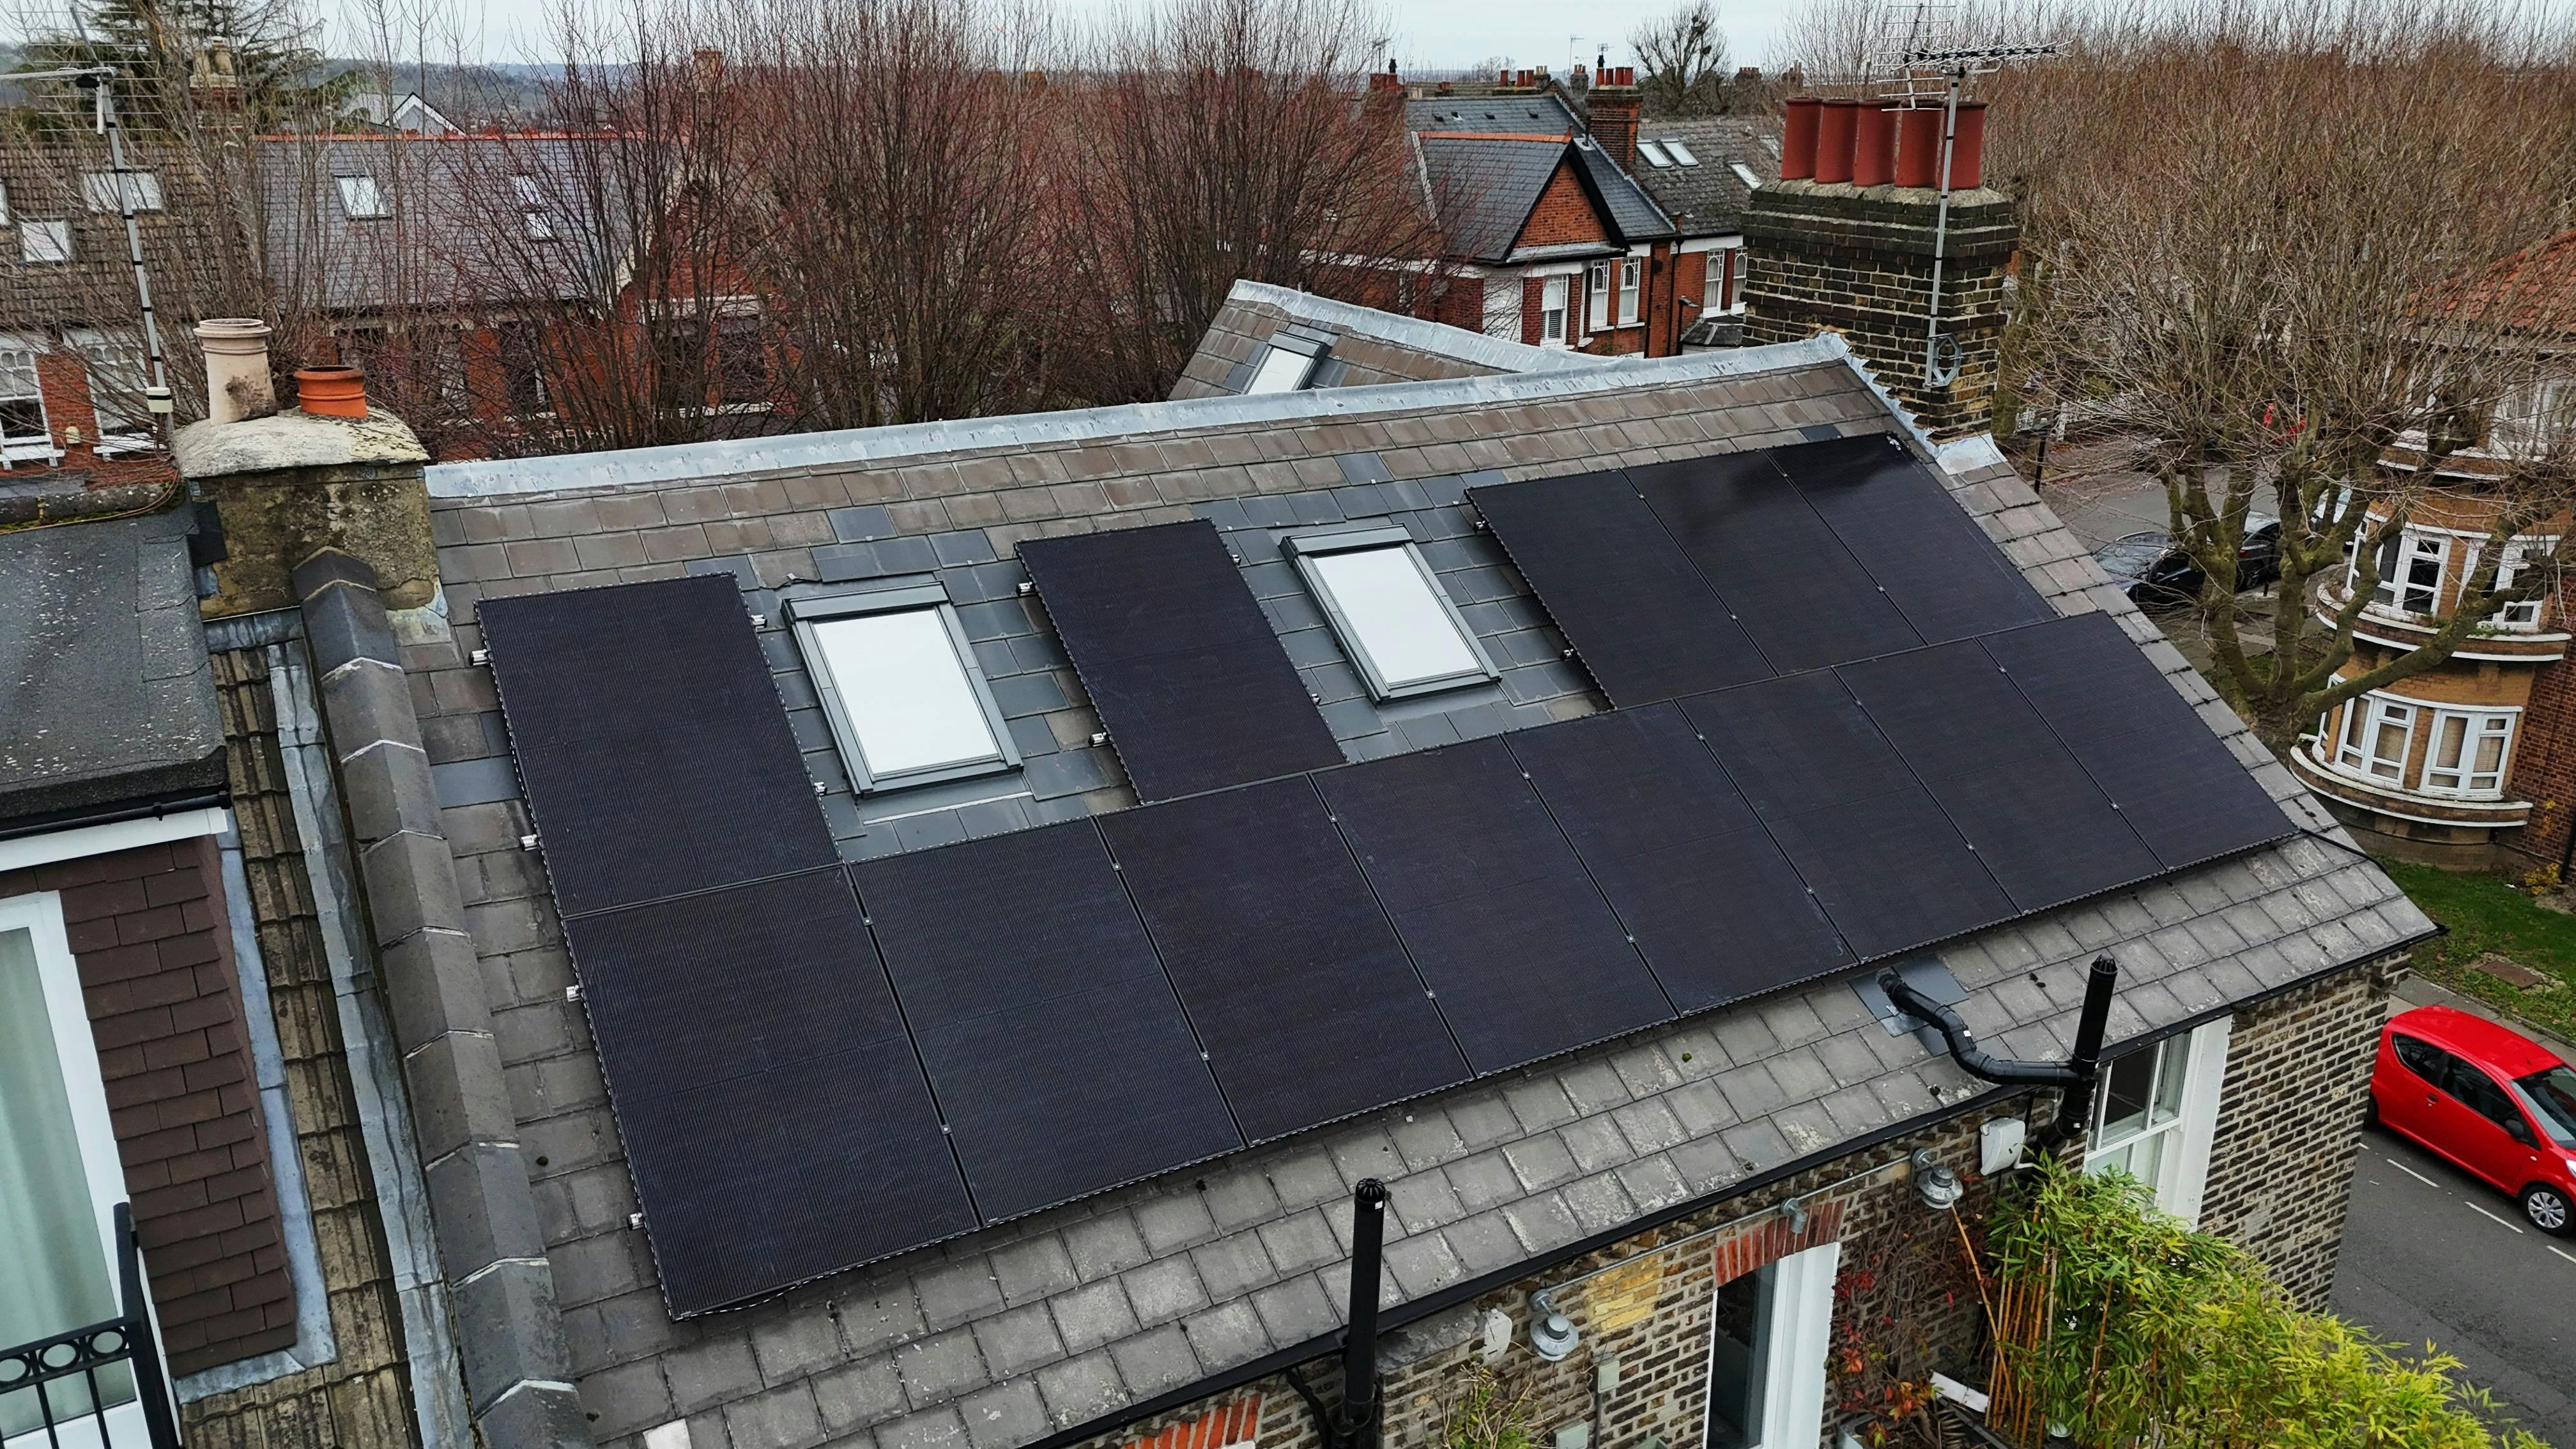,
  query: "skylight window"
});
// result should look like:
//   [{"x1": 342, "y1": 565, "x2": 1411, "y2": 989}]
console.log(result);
[
  {"x1": 524, "y1": 210, "x2": 558, "y2": 241},
  {"x1": 1731, "y1": 162, "x2": 1762, "y2": 188},
  {"x1": 1245, "y1": 344, "x2": 1315, "y2": 394},
  {"x1": 1636, "y1": 139, "x2": 1673, "y2": 167},
  {"x1": 20, "y1": 220, "x2": 72, "y2": 263},
  {"x1": 81, "y1": 171, "x2": 163, "y2": 211},
  {"x1": 1662, "y1": 139, "x2": 1699, "y2": 165},
  {"x1": 336, "y1": 174, "x2": 388, "y2": 219},
  {"x1": 1286, "y1": 526, "x2": 1499, "y2": 700},
  {"x1": 512, "y1": 173, "x2": 546, "y2": 206},
  {"x1": 788, "y1": 584, "x2": 1020, "y2": 793}
]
